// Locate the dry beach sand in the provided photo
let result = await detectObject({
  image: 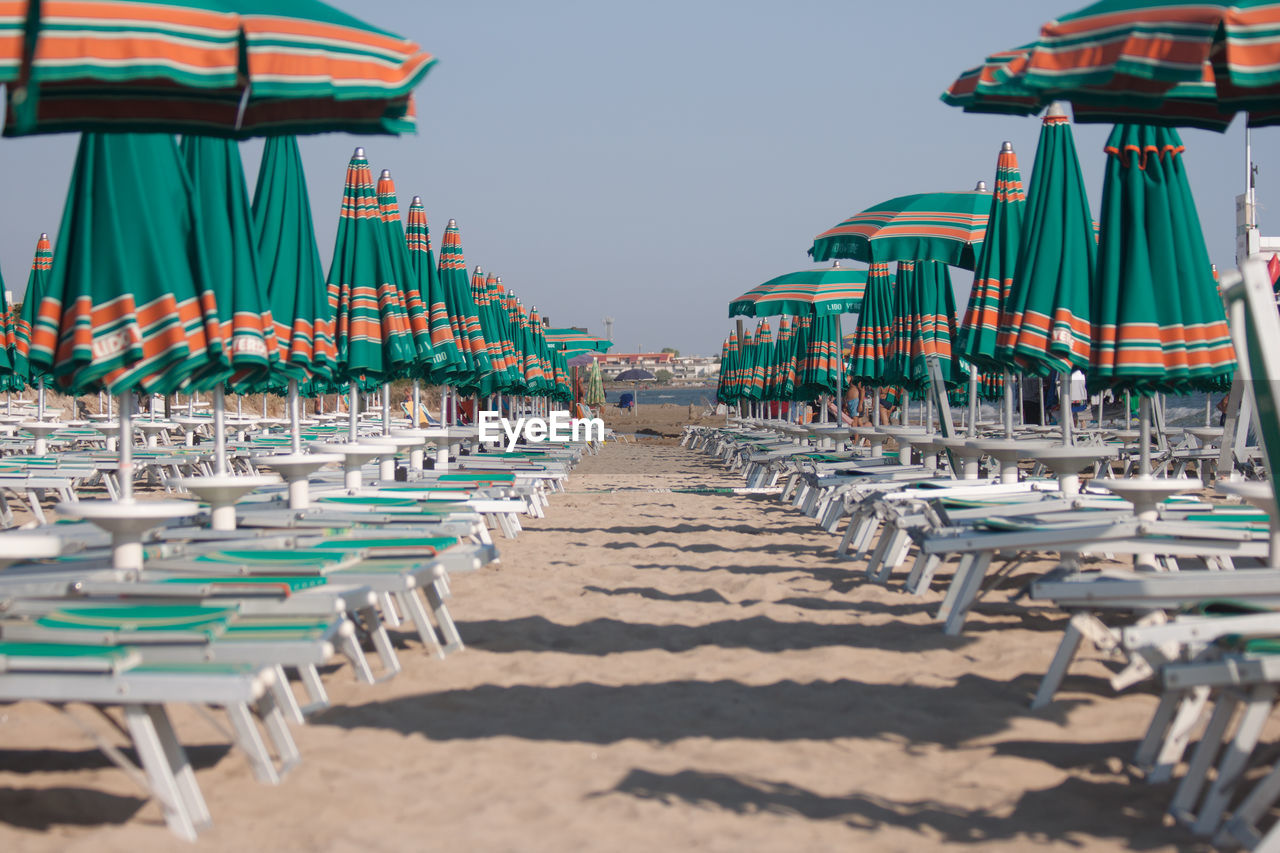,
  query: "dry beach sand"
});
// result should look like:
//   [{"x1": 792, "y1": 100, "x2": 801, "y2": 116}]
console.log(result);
[{"x1": 0, "y1": 437, "x2": 1217, "y2": 851}]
